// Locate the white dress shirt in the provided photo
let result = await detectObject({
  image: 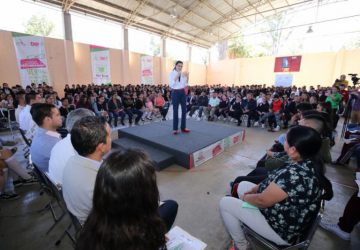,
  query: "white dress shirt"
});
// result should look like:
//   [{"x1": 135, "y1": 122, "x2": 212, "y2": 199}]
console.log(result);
[
  {"x1": 15, "y1": 105, "x2": 25, "y2": 123},
  {"x1": 19, "y1": 105, "x2": 32, "y2": 131},
  {"x1": 48, "y1": 134, "x2": 76, "y2": 185},
  {"x1": 62, "y1": 155, "x2": 101, "y2": 224},
  {"x1": 169, "y1": 70, "x2": 188, "y2": 90}
]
